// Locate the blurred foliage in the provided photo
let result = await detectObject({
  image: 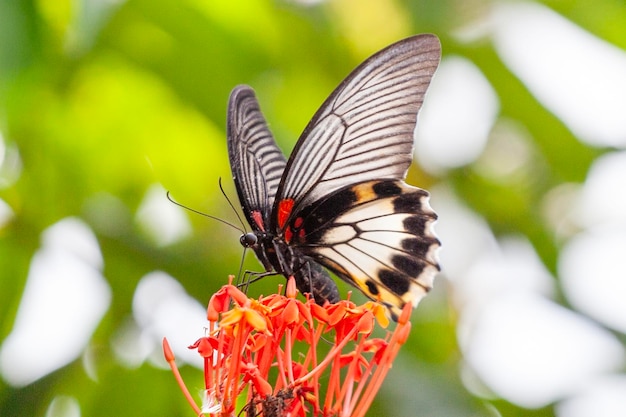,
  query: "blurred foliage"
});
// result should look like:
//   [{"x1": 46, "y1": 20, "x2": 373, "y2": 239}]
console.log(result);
[{"x1": 1, "y1": 0, "x2": 624, "y2": 416}]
